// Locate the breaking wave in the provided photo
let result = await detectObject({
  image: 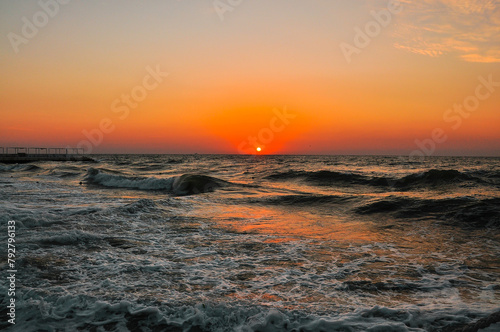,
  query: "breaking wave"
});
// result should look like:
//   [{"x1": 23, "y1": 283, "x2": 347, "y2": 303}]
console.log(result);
[{"x1": 84, "y1": 168, "x2": 227, "y2": 196}]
